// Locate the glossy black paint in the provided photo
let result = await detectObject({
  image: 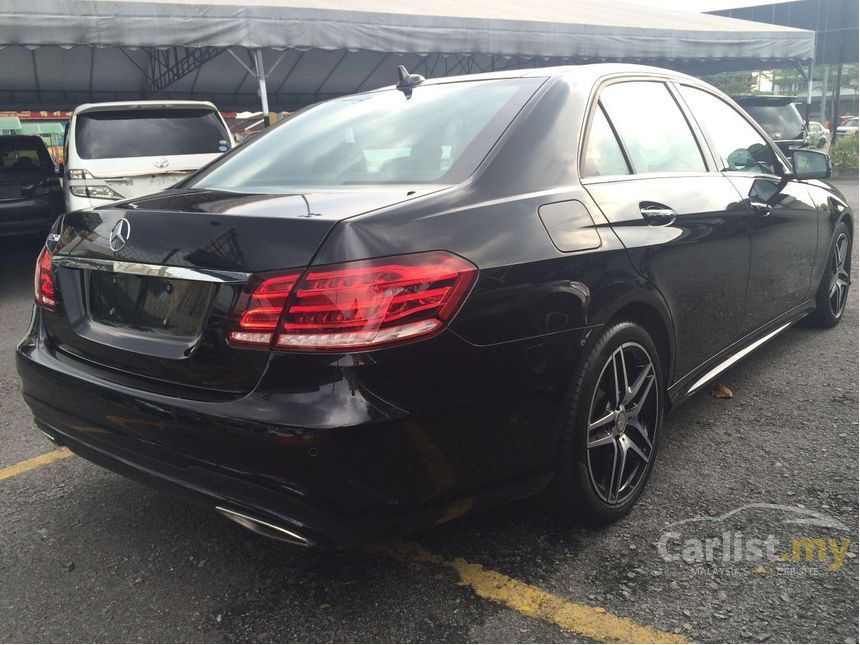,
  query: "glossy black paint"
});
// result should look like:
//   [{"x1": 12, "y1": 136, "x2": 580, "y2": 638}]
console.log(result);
[{"x1": 16, "y1": 65, "x2": 853, "y2": 546}]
